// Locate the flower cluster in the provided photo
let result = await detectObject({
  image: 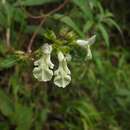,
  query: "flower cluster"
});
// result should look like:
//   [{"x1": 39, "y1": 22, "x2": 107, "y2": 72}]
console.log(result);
[
  {"x1": 33, "y1": 43, "x2": 71, "y2": 88},
  {"x1": 33, "y1": 35, "x2": 96, "y2": 88}
]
